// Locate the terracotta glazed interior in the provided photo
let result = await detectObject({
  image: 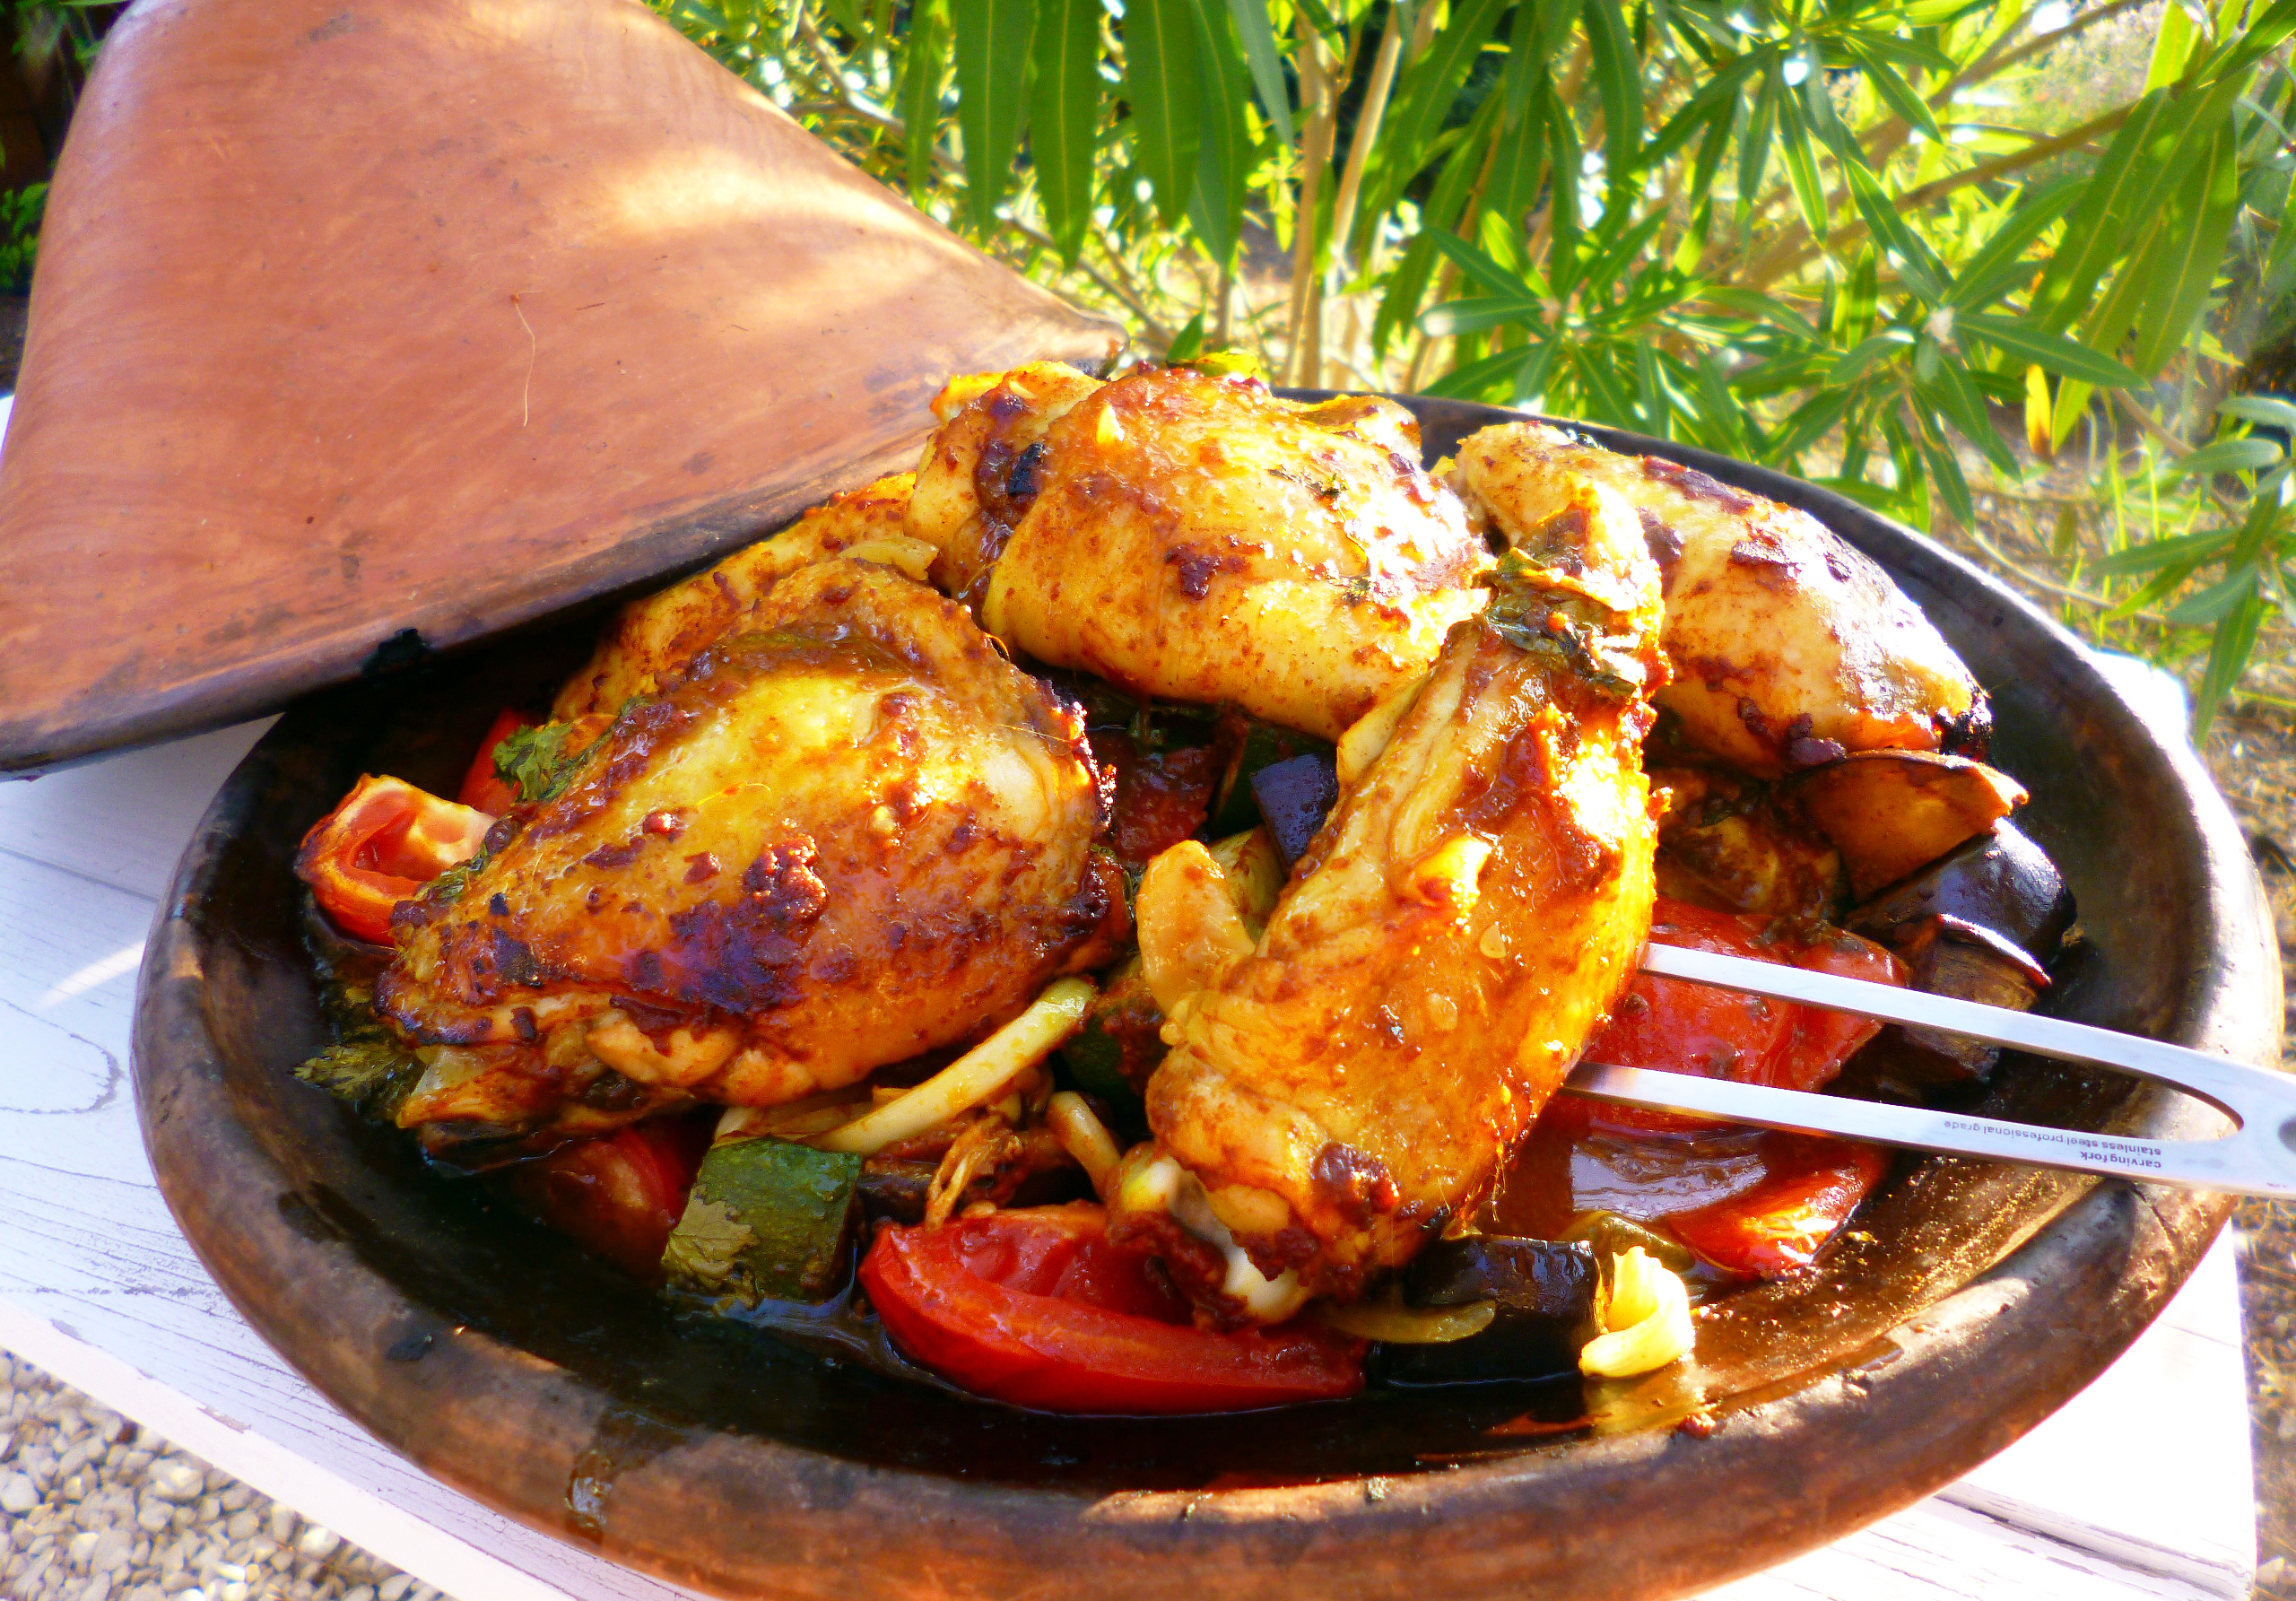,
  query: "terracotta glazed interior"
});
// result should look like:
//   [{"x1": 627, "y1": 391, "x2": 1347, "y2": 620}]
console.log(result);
[{"x1": 157, "y1": 400, "x2": 2262, "y2": 1492}]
